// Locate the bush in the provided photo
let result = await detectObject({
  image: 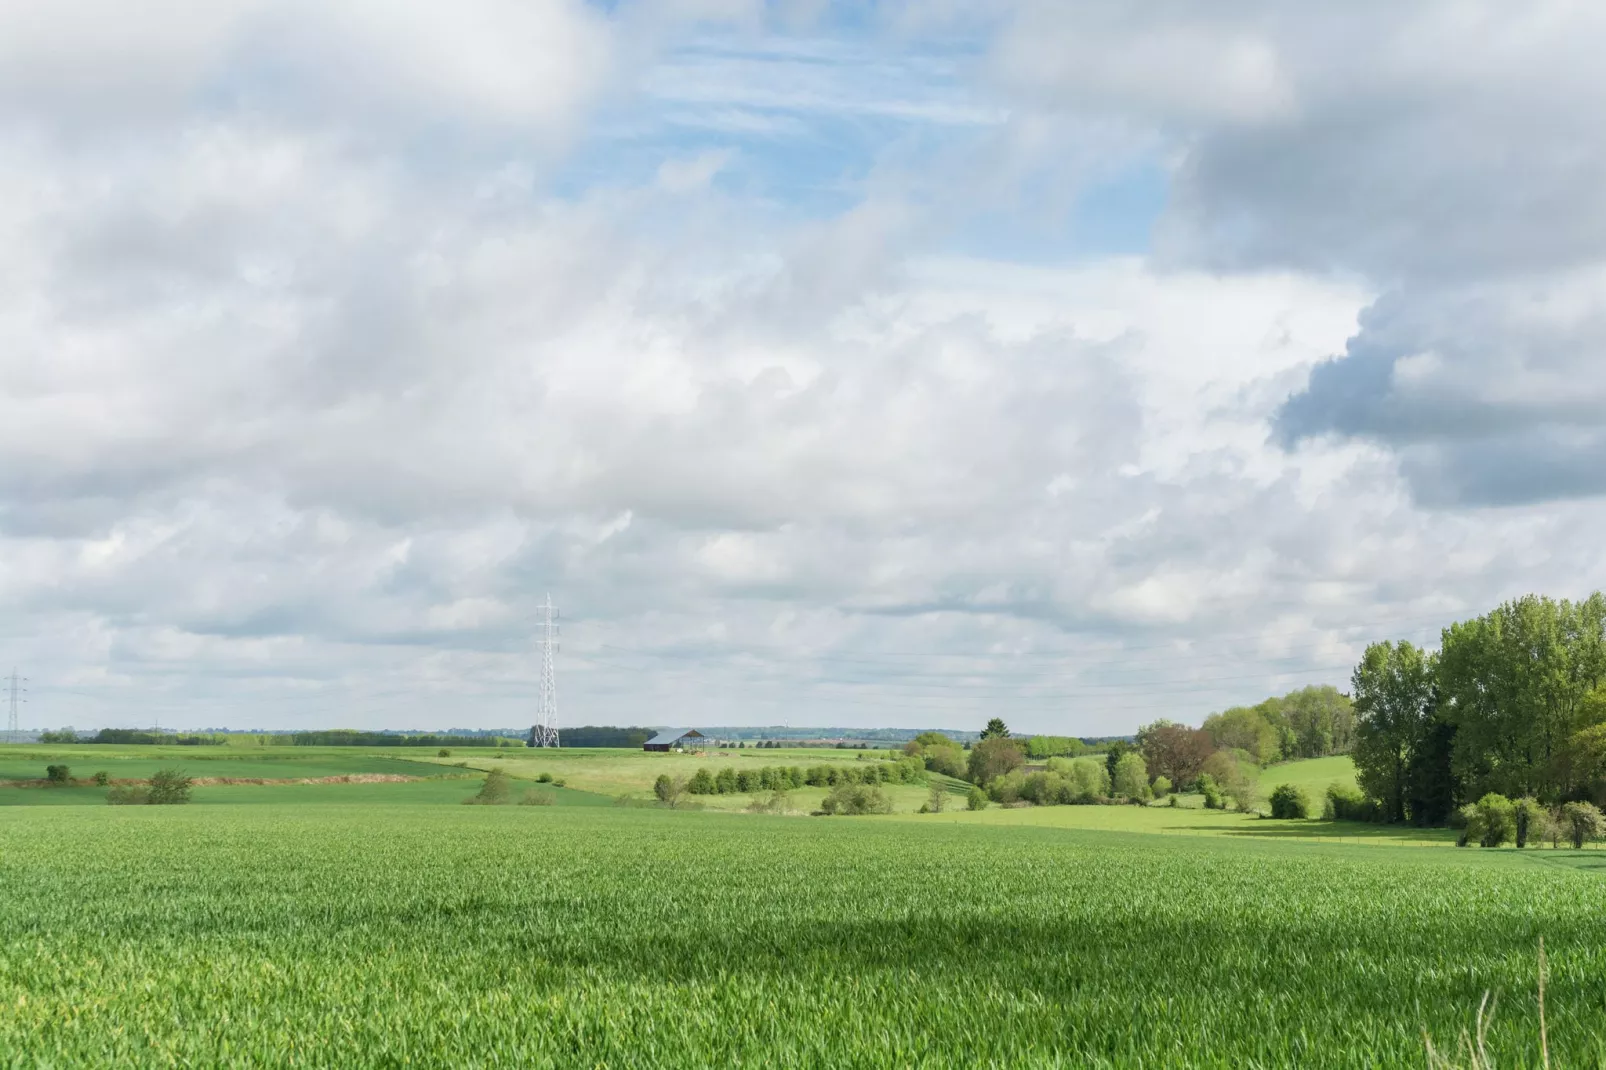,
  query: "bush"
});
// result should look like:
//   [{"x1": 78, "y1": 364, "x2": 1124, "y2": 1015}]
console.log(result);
[
  {"x1": 1474, "y1": 793, "x2": 1515, "y2": 847},
  {"x1": 736, "y1": 769, "x2": 758, "y2": 793},
  {"x1": 1514, "y1": 797, "x2": 1548, "y2": 847},
  {"x1": 653, "y1": 774, "x2": 686, "y2": 807},
  {"x1": 1561, "y1": 801, "x2": 1606, "y2": 849},
  {"x1": 1323, "y1": 783, "x2": 1380, "y2": 822},
  {"x1": 1151, "y1": 776, "x2": 1172, "y2": 800},
  {"x1": 819, "y1": 784, "x2": 892, "y2": 815},
  {"x1": 92, "y1": 770, "x2": 110, "y2": 786},
  {"x1": 747, "y1": 790, "x2": 791, "y2": 814},
  {"x1": 107, "y1": 785, "x2": 149, "y2": 805},
  {"x1": 1268, "y1": 784, "x2": 1310, "y2": 820},
  {"x1": 45, "y1": 764, "x2": 70, "y2": 784},
  {"x1": 715, "y1": 767, "x2": 739, "y2": 794},
  {"x1": 464, "y1": 768, "x2": 511, "y2": 805},
  {"x1": 519, "y1": 788, "x2": 556, "y2": 806},
  {"x1": 686, "y1": 768, "x2": 716, "y2": 795},
  {"x1": 966, "y1": 786, "x2": 989, "y2": 811},
  {"x1": 552, "y1": 778, "x2": 566, "y2": 788},
  {"x1": 146, "y1": 769, "x2": 193, "y2": 805},
  {"x1": 438, "y1": 748, "x2": 451, "y2": 757},
  {"x1": 926, "y1": 783, "x2": 946, "y2": 813}
]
